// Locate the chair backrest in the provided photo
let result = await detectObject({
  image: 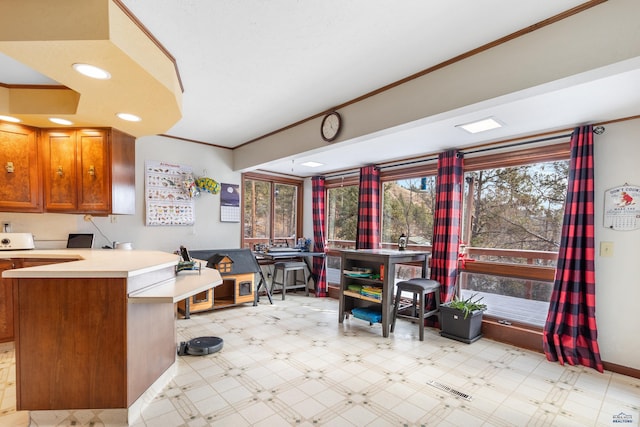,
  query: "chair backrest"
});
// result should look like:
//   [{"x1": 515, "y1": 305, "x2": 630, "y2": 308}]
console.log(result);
[{"x1": 67, "y1": 233, "x2": 94, "y2": 248}]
